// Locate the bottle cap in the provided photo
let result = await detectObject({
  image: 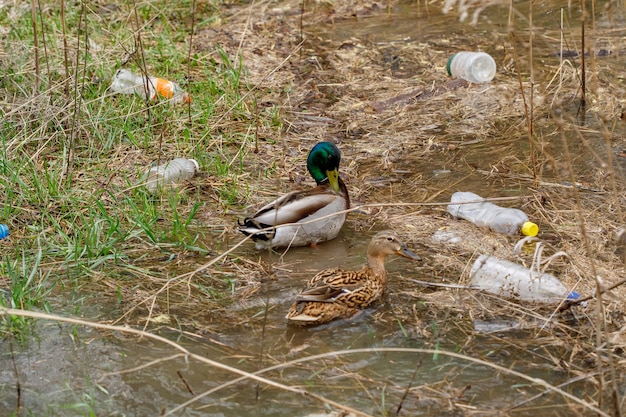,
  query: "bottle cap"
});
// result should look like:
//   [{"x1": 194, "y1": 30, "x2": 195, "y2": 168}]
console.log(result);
[
  {"x1": 567, "y1": 291, "x2": 580, "y2": 301},
  {"x1": 521, "y1": 221, "x2": 538, "y2": 237},
  {"x1": 0, "y1": 224, "x2": 9, "y2": 239},
  {"x1": 446, "y1": 53, "x2": 457, "y2": 76},
  {"x1": 189, "y1": 159, "x2": 200, "y2": 173}
]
